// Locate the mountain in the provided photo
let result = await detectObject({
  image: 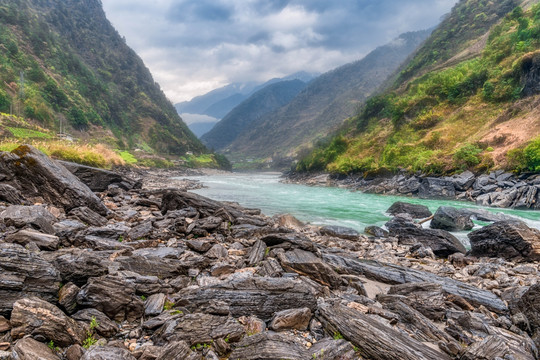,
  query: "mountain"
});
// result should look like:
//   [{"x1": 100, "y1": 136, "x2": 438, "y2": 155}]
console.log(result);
[
  {"x1": 201, "y1": 79, "x2": 308, "y2": 151},
  {"x1": 0, "y1": 0, "x2": 205, "y2": 155},
  {"x1": 297, "y1": 0, "x2": 540, "y2": 175},
  {"x1": 221, "y1": 30, "x2": 432, "y2": 160}
]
